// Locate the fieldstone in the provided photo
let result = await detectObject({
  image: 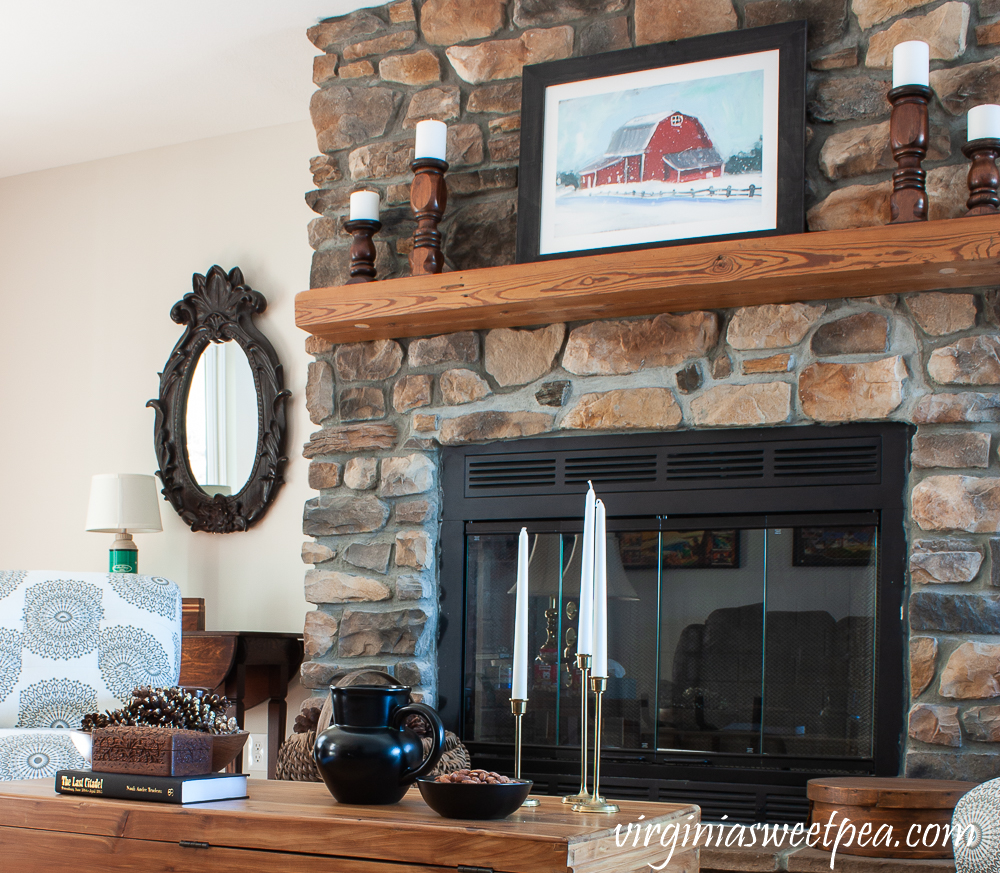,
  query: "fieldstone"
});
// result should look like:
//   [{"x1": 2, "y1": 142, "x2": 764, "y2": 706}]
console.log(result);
[
  {"x1": 488, "y1": 117, "x2": 519, "y2": 135},
  {"x1": 727, "y1": 303, "x2": 825, "y2": 350},
  {"x1": 395, "y1": 662, "x2": 424, "y2": 685},
  {"x1": 444, "y1": 197, "x2": 518, "y2": 269},
  {"x1": 307, "y1": 216, "x2": 340, "y2": 251},
  {"x1": 421, "y1": 0, "x2": 505, "y2": 45},
  {"x1": 447, "y1": 124, "x2": 485, "y2": 167},
  {"x1": 396, "y1": 575, "x2": 427, "y2": 601},
  {"x1": 962, "y1": 706, "x2": 1000, "y2": 741},
  {"x1": 339, "y1": 60, "x2": 375, "y2": 79},
  {"x1": 911, "y1": 637, "x2": 938, "y2": 697},
  {"x1": 912, "y1": 475, "x2": 1000, "y2": 531},
  {"x1": 396, "y1": 500, "x2": 433, "y2": 523},
  {"x1": 449, "y1": 167, "x2": 519, "y2": 194},
  {"x1": 807, "y1": 182, "x2": 890, "y2": 230},
  {"x1": 396, "y1": 530, "x2": 433, "y2": 568},
  {"x1": 408, "y1": 331, "x2": 479, "y2": 366},
  {"x1": 635, "y1": 0, "x2": 736, "y2": 45},
  {"x1": 343, "y1": 31, "x2": 416, "y2": 61},
  {"x1": 344, "y1": 458, "x2": 379, "y2": 491},
  {"x1": 676, "y1": 363, "x2": 703, "y2": 394},
  {"x1": 441, "y1": 368, "x2": 491, "y2": 404},
  {"x1": 309, "y1": 156, "x2": 341, "y2": 189},
  {"x1": 690, "y1": 383, "x2": 792, "y2": 427},
  {"x1": 313, "y1": 54, "x2": 339, "y2": 87},
  {"x1": 403, "y1": 87, "x2": 461, "y2": 128},
  {"x1": 467, "y1": 82, "x2": 522, "y2": 114},
  {"x1": 300, "y1": 661, "x2": 338, "y2": 689},
  {"x1": 931, "y1": 57, "x2": 1000, "y2": 116},
  {"x1": 303, "y1": 611, "x2": 338, "y2": 660},
  {"x1": 811, "y1": 313, "x2": 888, "y2": 356},
  {"x1": 562, "y1": 388, "x2": 682, "y2": 431},
  {"x1": 984, "y1": 0, "x2": 1000, "y2": 16},
  {"x1": 338, "y1": 609, "x2": 427, "y2": 657},
  {"x1": 305, "y1": 569, "x2": 391, "y2": 603},
  {"x1": 484, "y1": 323, "x2": 565, "y2": 386},
  {"x1": 907, "y1": 751, "x2": 1000, "y2": 780},
  {"x1": 445, "y1": 27, "x2": 574, "y2": 84},
  {"x1": 579, "y1": 17, "x2": 631, "y2": 54},
  {"x1": 306, "y1": 361, "x2": 334, "y2": 425},
  {"x1": 940, "y1": 641, "x2": 1000, "y2": 698},
  {"x1": 310, "y1": 87, "x2": 398, "y2": 153},
  {"x1": 440, "y1": 411, "x2": 554, "y2": 444},
  {"x1": 303, "y1": 424, "x2": 397, "y2": 458},
  {"x1": 311, "y1": 249, "x2": 350, "y2": 289},
  {"x1": 908, "y1": 704, "x2": 961, "y2": 746},
  {"x1": 712, "y1": 354, "x2": 733, "y2": 379},
  {"x1": 305, "y1": 187, "x2": 350, "y2": 216},
  {"x1": 306, "y1": 335, "x2": 335, "y2": 356},
  {"x1": 536, "y1": 381, "x2": 570, "y2": 406},
  {"x1": 389, "y1": 1, "x2": 416, "y2": 23},
  {"x1": 927, "y1": 164, "x2": 970, "y2": 221},
  {"x1": 978, "y1": 21, "x2": 1000, "y2": 45},
  {"x1": 799, "y1": 357, "x2": 907, "y2": 421},
  {"x1": 307, "y1": 14, "x2": 384, "y2": 51},
  {"x1": 413, "y1": 414, "x2": 437, "y2": 432},
  {"x1": 907, "y1": 292, "x2": 977, "y2": 336},
  {"x1": 349, "y1": 140, "x2": 414, "y2": 181},
  {"x1": 308, "y1": 462, "x2": 341, "y2": 491},
  {"x1": 742, "y1": 354, "x2": 792, "y2": 374},
  {"x1": 819, "y1": 121, "x2": 949, "y2": 180},
  {"x1": 513, "y1": 0, "x2": 625, "y2": 26},
  {"x1": 303, "y1": 495, "x2": 389, "y2": 536},
  {"x1": 335, "y1": 340, "x2": 403, "y2": 381},
  {"x1": 910, "y1": 548, "x2": 984, "y2": 584},
  {"x1": 488, "y1": 133, "x2": 520, "y2": 163},
  {"x1": 403, "y1": 438, "x2": 435, "y2": 451},
  {"x1": 914, "y1": 393, "x2": 1000, "y2": 423},
  {"x1": 379, "y1": 455, "x2": 435, "y2": 497},
  {"x1": 744, "y1": 0, "x2": 847, "y2": 48},
  {"x1": 339, "y1": 387, "x2": 385, "y2": 422},
  {"x1": 302, "y1": 542, "x2": 336, "y2": 565},
  {"x1": 993, "y1": 539, "x2": 1000, "y2": 587},
  {"x1": 911, "y1": 591, "x2": 1000, "y2": 634},
  {"x1": 379, "y1": 50, "x2": 440, "y2": 86},
  {"x1": 912, "y1": 431, "x2": 991, "y2": 469},
  {"x1": 809, "y1": 77, "x2": 891, "y2": 123},
  {"x1": 929, "y1": 336, "x2": 1000, "y2": 385},
  {"x1": 563, "y1": 312, "x2": 719, "y2": 375},
  {"x1": 344, "y1": 543, "x2": 392, "y2": 574},
  {"x1": 853, "y1": 0, "x2": 934, "y2": 30},
  {"x1": 866, "y1": 3, "x2": 969, "y2": 68},
  {"x1": 811, "y1": 47, "x2": 858, "y2": 70},
  {"x1": 393, "y1": 375, "x2": 432, "y2": 413}
]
